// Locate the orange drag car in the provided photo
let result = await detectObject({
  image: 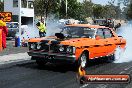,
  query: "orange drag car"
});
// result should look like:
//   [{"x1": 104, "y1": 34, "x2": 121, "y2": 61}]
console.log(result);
[{"x1": 27, "y1": 24, "x2": 126, "y2": 68}]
